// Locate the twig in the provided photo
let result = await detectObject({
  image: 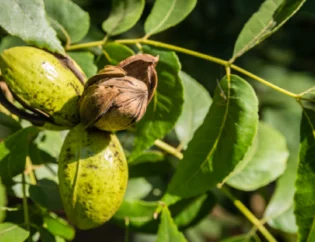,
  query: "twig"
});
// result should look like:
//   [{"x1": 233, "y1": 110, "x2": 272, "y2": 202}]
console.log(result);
[
  {"x1": 22, "y1": 172, "x2": 31, "y2": 241},
  {"x1": 154, "y1": 139, "x2": 183, "y2": 160},
  {"x1": 220, "y1": 186, "x2": 277, "y2": 242}
]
